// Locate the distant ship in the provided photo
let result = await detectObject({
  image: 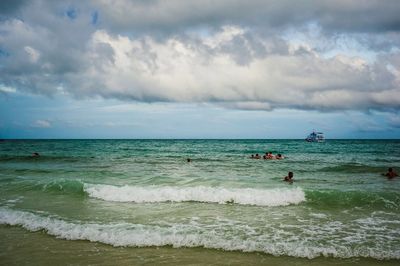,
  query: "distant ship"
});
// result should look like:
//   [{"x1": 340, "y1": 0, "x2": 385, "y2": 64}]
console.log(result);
[{"x1": 305, "y1": 131, "x2": 325, "y2": 142}]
